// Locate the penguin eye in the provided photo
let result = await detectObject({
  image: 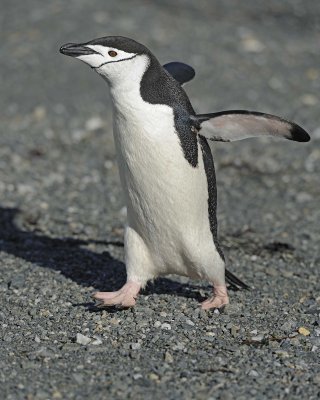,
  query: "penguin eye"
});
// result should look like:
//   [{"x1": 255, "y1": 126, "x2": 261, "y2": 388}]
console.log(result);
[{"x1": 108, "y1": 50, "x2": 118, "y2": 57}]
